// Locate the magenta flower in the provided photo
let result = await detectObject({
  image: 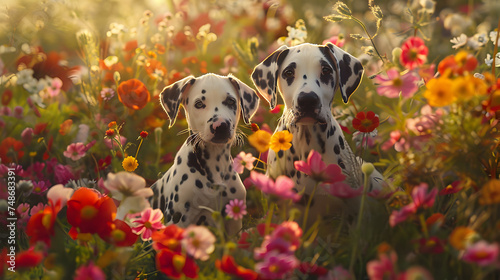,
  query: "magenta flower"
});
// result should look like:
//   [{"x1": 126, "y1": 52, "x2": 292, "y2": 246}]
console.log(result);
[
  {"x1": 389, "y1": 205, "x2": 415, "y2": 227},
  {"x1": 254, "y1": 251, "x2": 299, "y2": 279},
  {"x1": 374, "y1": 68, "x2": 419, "y2": 99},
  {"x1": 225, "y1": 199, "x2": 247, "y2": 220},
  {"x1": 63, "y1": 142, "x2": 87, "y2": 161},
  {"x1": 29, "y1": 202, "x2": 45, "y2": 216},
  {"x1": 249, "y1": 171, "x2": 301, "y2": 202},
  {"x1": 32, "y1": 181, "x2": 49, "y2": 195},
  {"x1": 131, "y1": 207, "x2": 165, "y2": 241},
  {"x1": 400, "y1": 36, "x2": 428, "y2": 70},
  {"x1": 104, "y1": 135, "x2": 127, "y2": 149},
  {"x1": 74, "y1": 262, "x2": 106, "y2": 280},
  {"x1": 17, "y1": 203, "x2": 30, "y2": 219},
  {"x1": 271, "y1": 221, "x2": 302, "y2": 251},
  {"x1": 182, "y1": 225, "x2": 216, "y2": 261},
  {"x1": 322, "y1": 182, "x2": 362, "y2": 198},
  {"x1": 47, "y1": 77, "x2": 63, "y2": 97},
  {"x1": 410, "y1": 183, "x2": 438, "y2": 211},
  {"x1": 462, "y1": 241, "x2": 499, "y2": 266},
  {"x1": 322, "y1": 35, "x2": 345, "y2": 47},
  {"x1": 233, "y1": 152, "x2": 255, "y2": 174},
  {"x1": 294, "y1": 150, "x2": 346, "y2": 183},
  {"x1": 366, "y1": 251, "x2": 398, "y2": 280}
]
